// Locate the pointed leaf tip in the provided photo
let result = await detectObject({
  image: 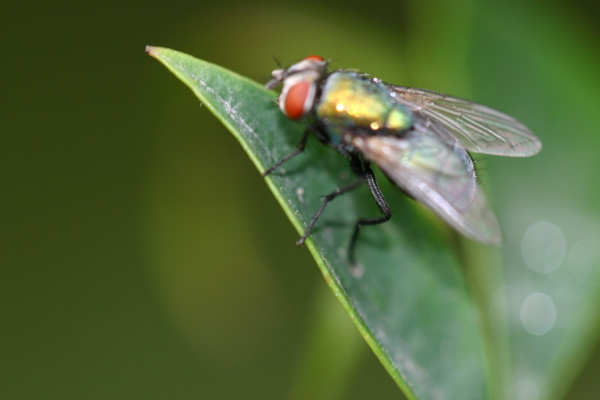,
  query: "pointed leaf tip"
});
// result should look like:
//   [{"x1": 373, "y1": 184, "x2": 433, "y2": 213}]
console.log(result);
[{"x1": 145, "y1": 45, "x2": 162, "y2": 59}]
